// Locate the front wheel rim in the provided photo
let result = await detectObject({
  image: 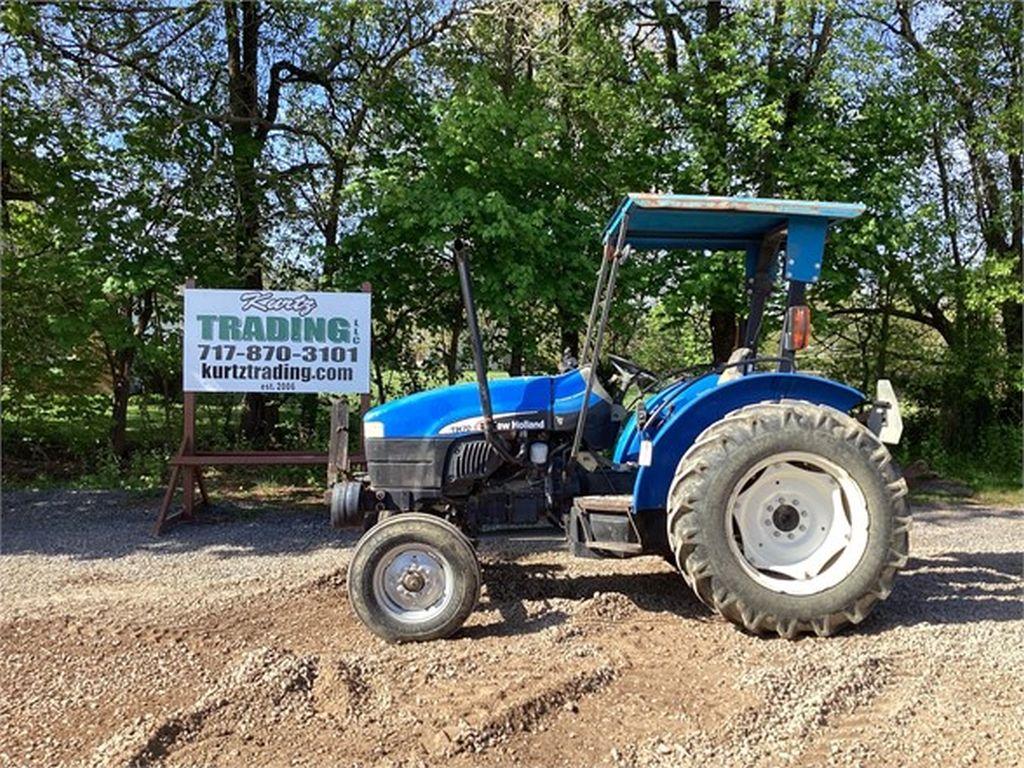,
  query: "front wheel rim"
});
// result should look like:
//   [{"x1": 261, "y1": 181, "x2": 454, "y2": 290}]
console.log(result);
[
  {"x1": 371, "y1": 543, "x2": 454, "y2": 623},
  {"x1": 725, "y1": 451, "x2": 870, "y2": 596}
]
